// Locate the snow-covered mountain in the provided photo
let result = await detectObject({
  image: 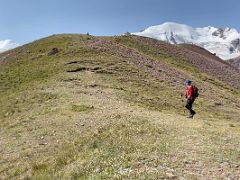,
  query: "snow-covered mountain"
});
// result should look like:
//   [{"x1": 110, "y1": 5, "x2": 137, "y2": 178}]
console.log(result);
[
  {"x1": 0, "y1": 40, "x2": 19, "y2": 53},
  {"x1": 132, "y1": 22, "x2": 240, "y2": 60}
]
